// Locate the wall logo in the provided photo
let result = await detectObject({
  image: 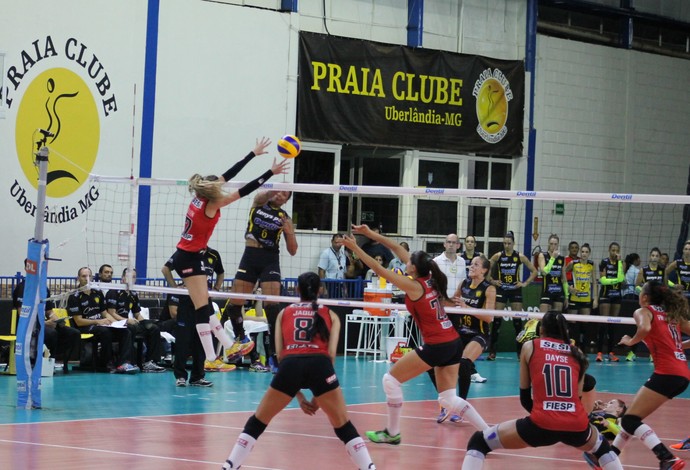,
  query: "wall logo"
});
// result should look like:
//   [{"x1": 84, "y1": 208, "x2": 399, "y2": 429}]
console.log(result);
[
  {"x1": 16, "y1": 68, "x2": 100, "y2": 197},
  {"x1": 5, "y1": 36, "x2": 118, "y2": 223},
  {"x1": 472, "y1": 68, "x2": 514, "y2": 144}
]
